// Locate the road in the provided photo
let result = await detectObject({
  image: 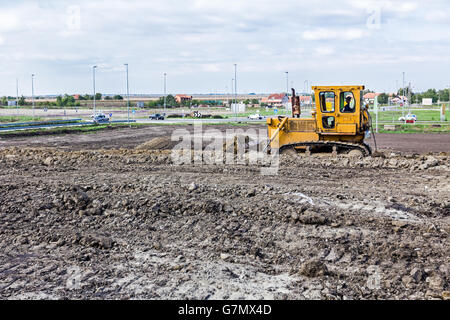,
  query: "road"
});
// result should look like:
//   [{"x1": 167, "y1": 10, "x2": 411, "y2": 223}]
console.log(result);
[{"x1": 136, "y1": 117, "x2": 266, "y2": 124}]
